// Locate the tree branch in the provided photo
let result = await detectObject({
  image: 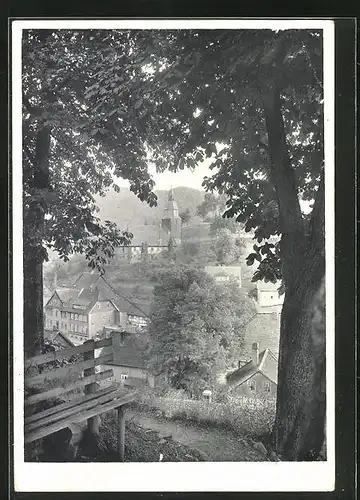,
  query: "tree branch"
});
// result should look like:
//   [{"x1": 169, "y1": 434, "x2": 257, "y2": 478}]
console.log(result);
[{"x1": 307, "y1": 167, "x2": 325, "y2": 253}]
